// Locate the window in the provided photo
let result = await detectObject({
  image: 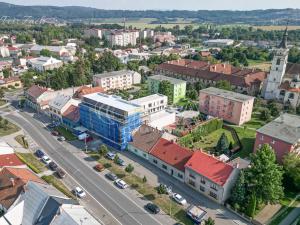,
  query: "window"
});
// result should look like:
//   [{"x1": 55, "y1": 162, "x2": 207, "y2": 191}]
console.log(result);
[
  {"x1": 260, "y1": 135, "x2": 264, "y2": 141},
  {"x1": 209, "y1": 191, "x2": 218, "y2": 200},
  {"x1": 189, "y1": 173, "x2": 196, "y2": 179},
  {"x1": 153, "y1": 159, "x2": 157, "y2": 164},
  {"x1": 162, "y1": 164, "x2": 168, "y2": 170},
  {"x1": 178, "y1": 173, "x2": 183, "y2": 179},
  {"x1": 200, "y1": 186, "x2": 205, "y2": 192},
  {"x1": 271, "y1": 140, "x2": 276, "y2": 145},
  {"x1": 200, "y1": 177, "x2": 206, "y2": 184},
  {"x1": 276, "y1": 58, "x2": 281, "y2": 65},
  {"x1": 289, "y1": 93, "x2": 295, "y2": 99},
  {"x1": 211, "y1": 184, "x2": 217, "y2": 191},
  {"x1": 188, "y1": 179, "x2": 195, "y2": 187}
]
